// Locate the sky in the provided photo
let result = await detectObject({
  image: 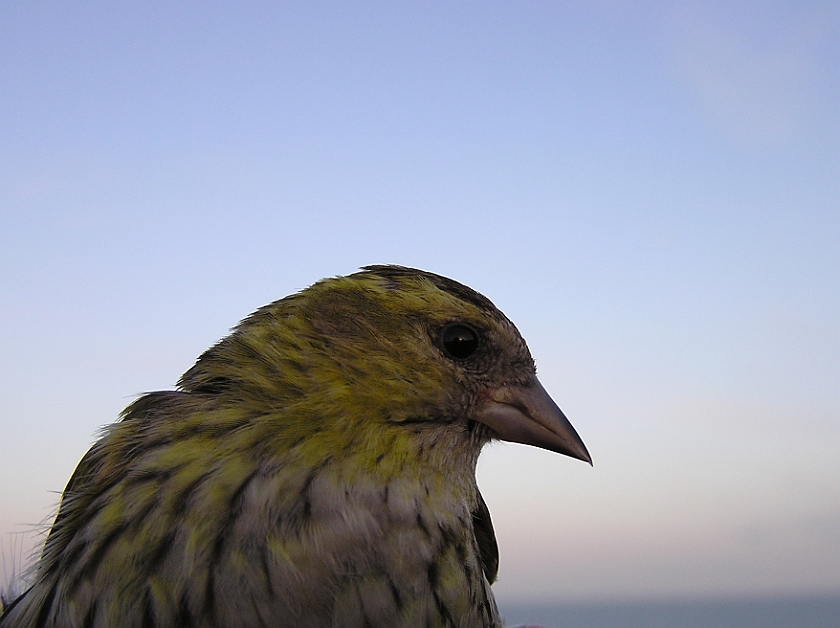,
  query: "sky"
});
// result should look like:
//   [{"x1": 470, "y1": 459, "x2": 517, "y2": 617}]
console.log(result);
[{"x1": 1, "y1": 1, "x2": 838, "y2": 605}]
